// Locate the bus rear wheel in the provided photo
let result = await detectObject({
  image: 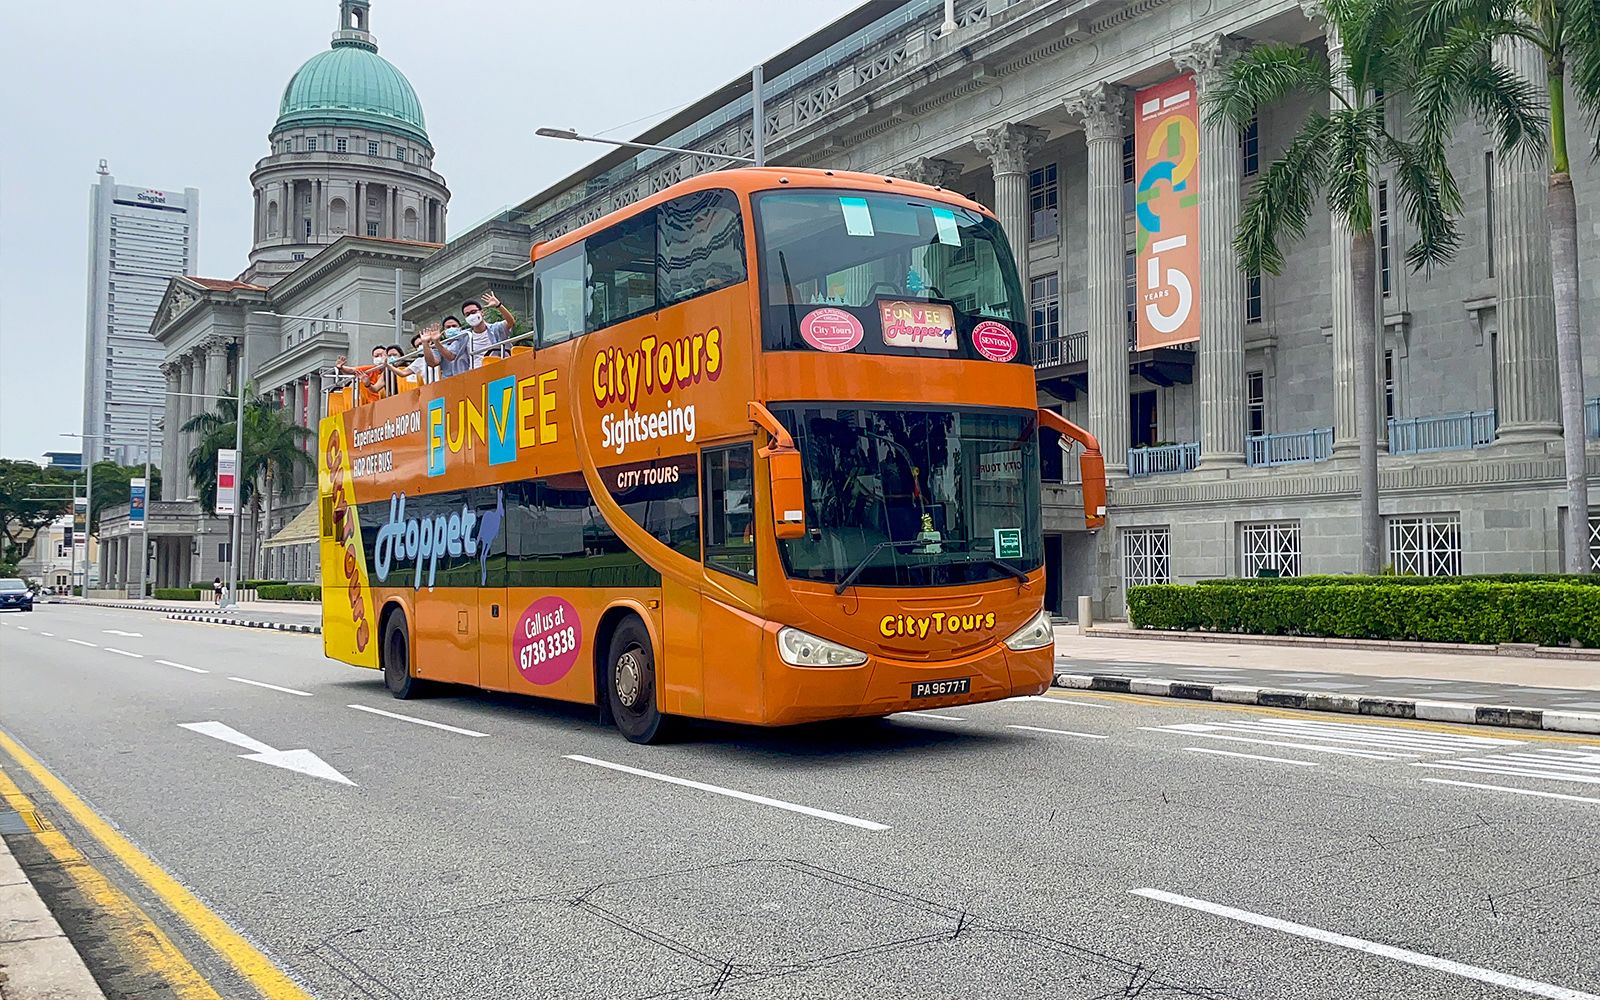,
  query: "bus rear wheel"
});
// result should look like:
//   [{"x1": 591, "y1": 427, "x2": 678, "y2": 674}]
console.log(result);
[
  {"x1": 606, "y1": 618, "x2": 672, "y2": 744},
  {"x1": 382, "y1": 611, "x2": 420, "y2": 700}
]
